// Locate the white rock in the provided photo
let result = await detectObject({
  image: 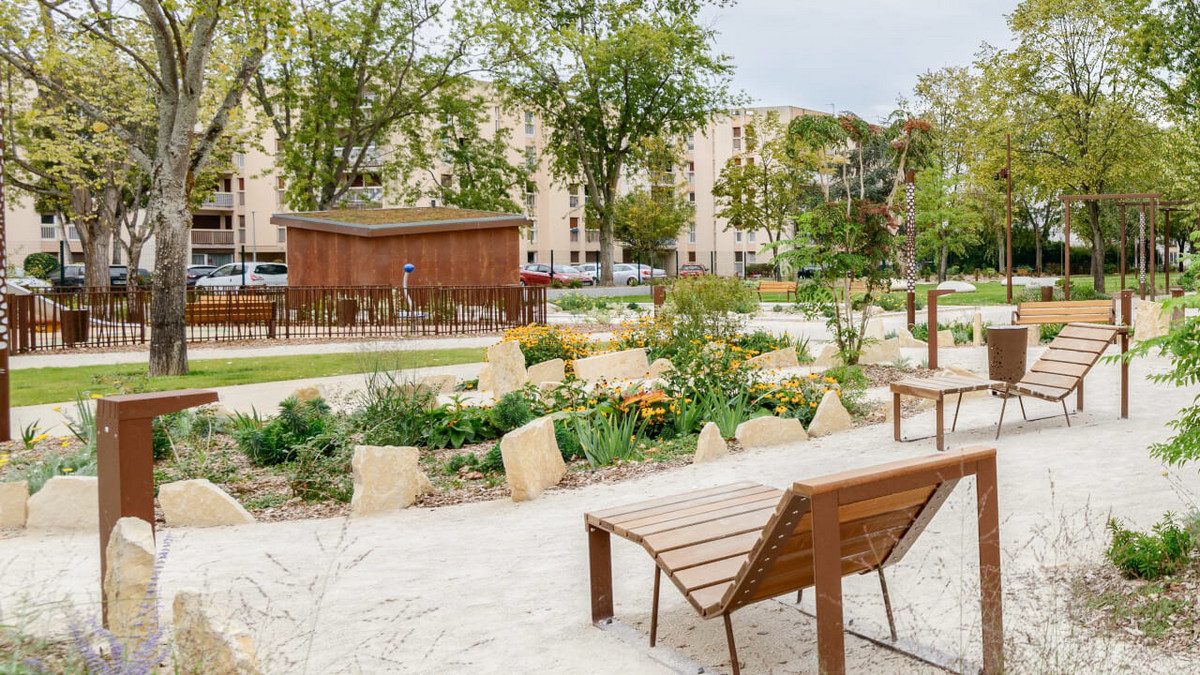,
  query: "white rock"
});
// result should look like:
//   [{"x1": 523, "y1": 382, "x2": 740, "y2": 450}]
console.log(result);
[
  {"x1": 735, "y1": 416, "x2": 807, "y2": 449},
  {"x1": 477, "y1": 364, "x2": 493, "y2": 391},
  {"x1": 1027, "y1": 324, "x2": 1042, "y2": 346},
  {"x1": 572, "y1": 348, "x2": 650, "y2": 383},
  {"x1": 0, "y1": 481, "x2": 28, "y2": 529},
  {"x1": 648, "y1": 358, "x2": 675, "y2": 377},
  {"x1": 935, "y1": 329, "x2": 956, "y2": 348},
  {"x1": 1135, "y1": 301, "x2": 1171, "y2": 342},
  {"x1": 416, "y1": 470, "x2": 434, "y2": 496},
  {"x1": 865, "y1": 319, "x2": 886, "y2": 341},
  {"x1": 159, "y1": 480, "x2": 255, "y2": 528},
  {"x1": 527, "y1": 358, "x2": 566, "y2": 384},
  {"x1": 487, "y1": 340, "x2": 528, "y2": 397},
  {"x1": 859, "y1": 338, "x2": 901, "y2": 365},
  {"x1": 26, "y1": 476, "x2": 97, "y2": 531},
  {"x1": 350, "y1": 445, "x2": 421, "y2": 517},
  {"x1": 813, "y1": 344, "x2": 842, "y2": 368},
  {"x1": 546, "y1": 302, "x2": 562, "y2": 313},
  {"x1": 889, "y1": 279, "x2": 909, "y2": 292},
  {"x1": 936, "y1": 280, "x2": 977, "y2": 293},
  {"x1": 745, "y1": 347, "x2": 800, "y2": 370},
  {"x1": 288, "y1": 386, "x2": 323, "y2": 402},
  {"x1": 807, "y1": 390, "x2": 854, "y2": 437},
  {"x1": 420, "y1": 374, "x2": 457, "y2": 395},
  {"x1": 105, "y1": 517, "x2": 157, "y2": 642},
  {"x1": 896, "y1": 327, "x2": 927, "y2": 349},
  {"x1": 972, "y1": 312, "x2": 984, "y2": 346},
  {"x1": 173, "y1": 590, "x2": 260, "y2": 675},
  {"x1": 500, "y1": 416, "x2": 565, "y2": 502},
  {"x1": 693, "y1": 422, "x2": 728, "y2": 463}
]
